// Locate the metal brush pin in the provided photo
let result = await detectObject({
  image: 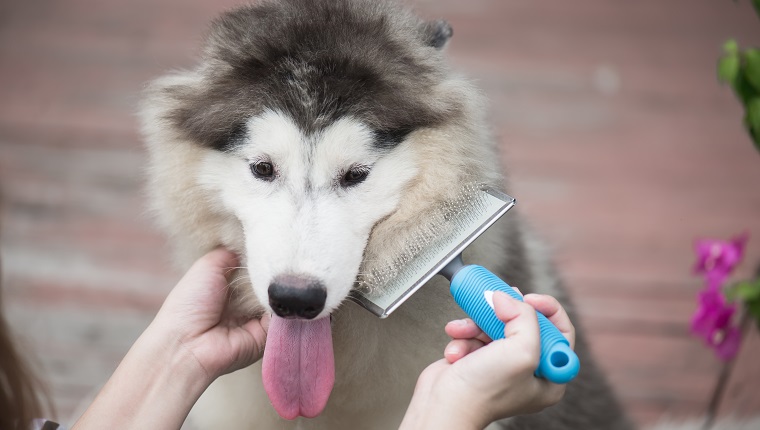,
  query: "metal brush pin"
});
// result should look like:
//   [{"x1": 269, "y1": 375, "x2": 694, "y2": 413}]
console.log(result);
[{"x1": 350, "y1": 185, "x2": 580, "y2": 384}]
